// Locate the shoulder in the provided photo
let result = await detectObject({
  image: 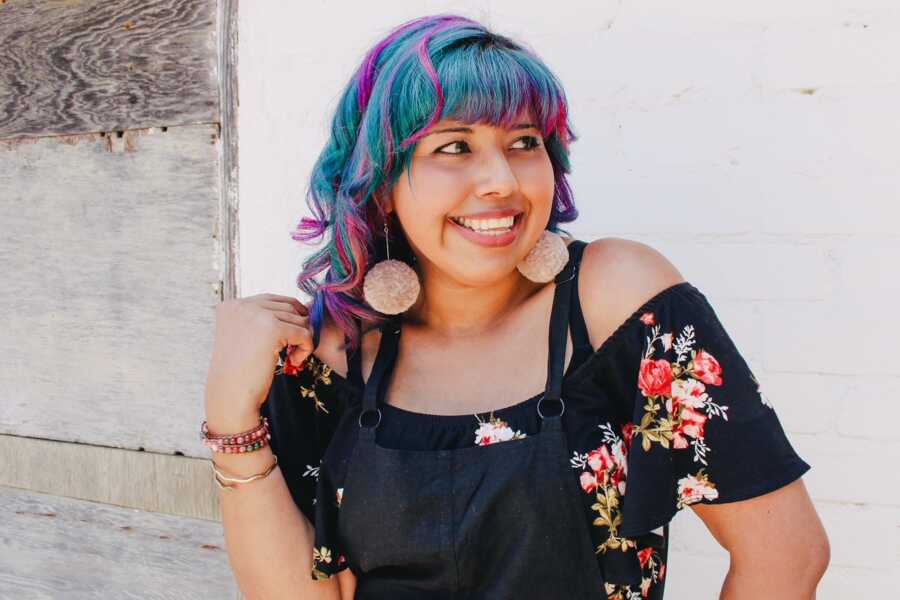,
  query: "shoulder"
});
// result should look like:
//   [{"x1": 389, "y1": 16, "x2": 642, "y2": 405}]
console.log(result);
[
  {"x1": 314, "y1": 312, "x2": 382, "y2": 382},
  {"x1": 576, "y1": 237, "x2": 687, "y2": 351}
]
